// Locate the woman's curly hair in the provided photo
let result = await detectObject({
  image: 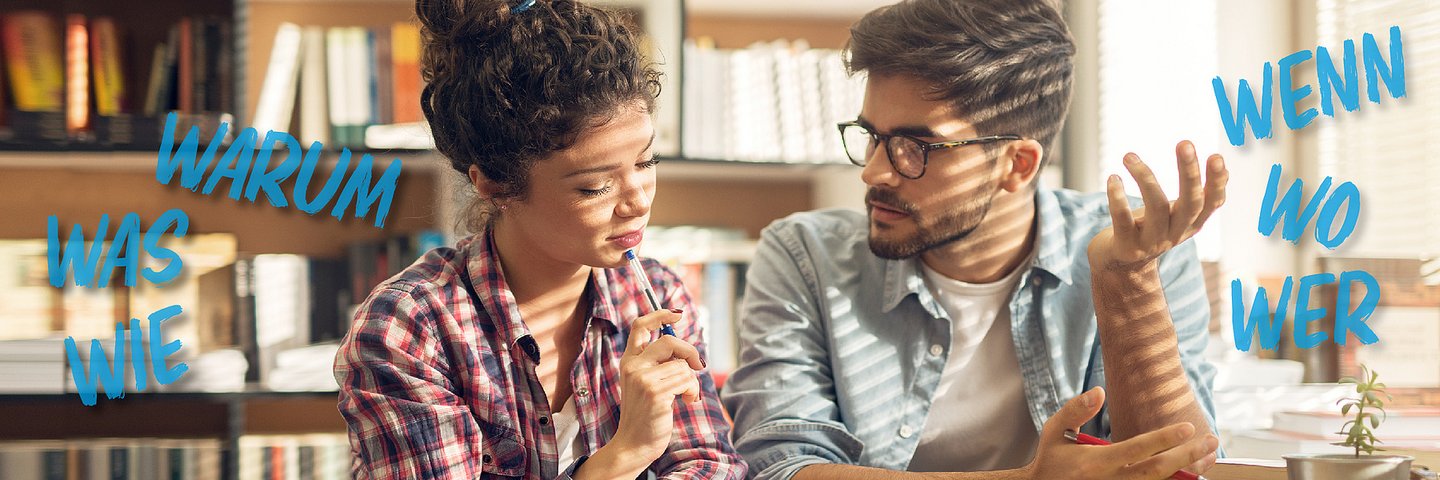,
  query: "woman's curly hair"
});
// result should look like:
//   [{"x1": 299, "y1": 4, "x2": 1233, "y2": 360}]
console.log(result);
[{"x1": 417, "y1": 0, "x2": 661, "y2": 227}]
